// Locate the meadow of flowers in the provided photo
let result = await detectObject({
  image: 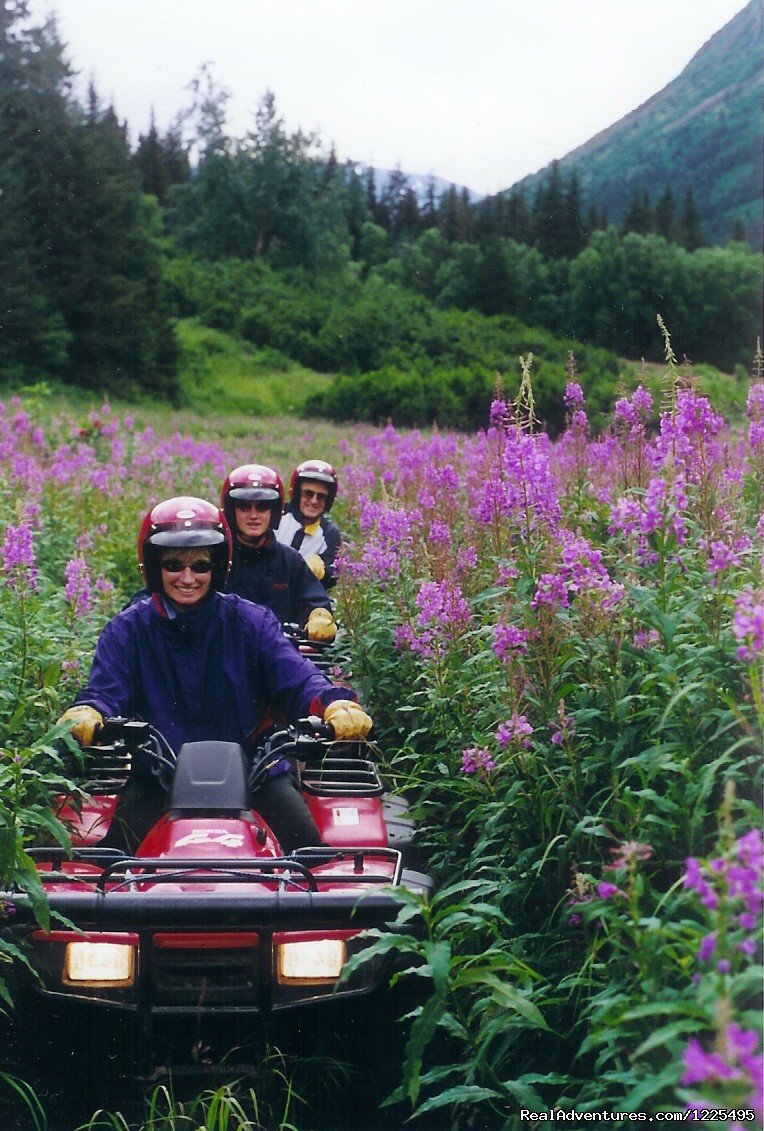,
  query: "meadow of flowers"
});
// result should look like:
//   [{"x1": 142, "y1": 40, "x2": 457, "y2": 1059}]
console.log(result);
[{"x1": 0, "y1": 345, "x2": 761, "y2": 1129}]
